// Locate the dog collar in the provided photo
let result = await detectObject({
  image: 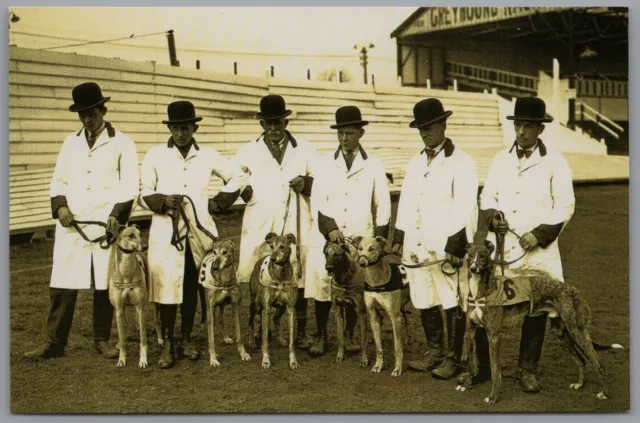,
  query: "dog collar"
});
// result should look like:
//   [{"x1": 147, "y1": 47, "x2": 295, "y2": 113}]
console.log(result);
[{"x1": 364, "y1": 264, "x2": 408, "y2": 293}]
